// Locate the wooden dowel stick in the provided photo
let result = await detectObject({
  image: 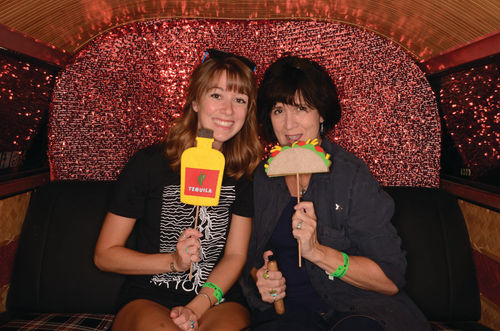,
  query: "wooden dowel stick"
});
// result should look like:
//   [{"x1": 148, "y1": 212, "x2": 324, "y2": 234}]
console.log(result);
[
  {"x1": 189, "y1": 205, "x2": 200, "y2": 280},
  {"x1": 296, "y1": 173, "x2": 302, "y2": 268}
]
